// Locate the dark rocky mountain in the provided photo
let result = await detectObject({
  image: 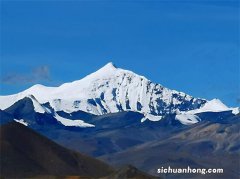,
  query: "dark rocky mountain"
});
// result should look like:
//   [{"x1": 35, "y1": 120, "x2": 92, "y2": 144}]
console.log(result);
[
  {"x1": 1, "y1": 121, "x2": 160, "y2": 179},
  {"x1": 0, "y1": 122, "x2": 114, "y2": 178}
]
